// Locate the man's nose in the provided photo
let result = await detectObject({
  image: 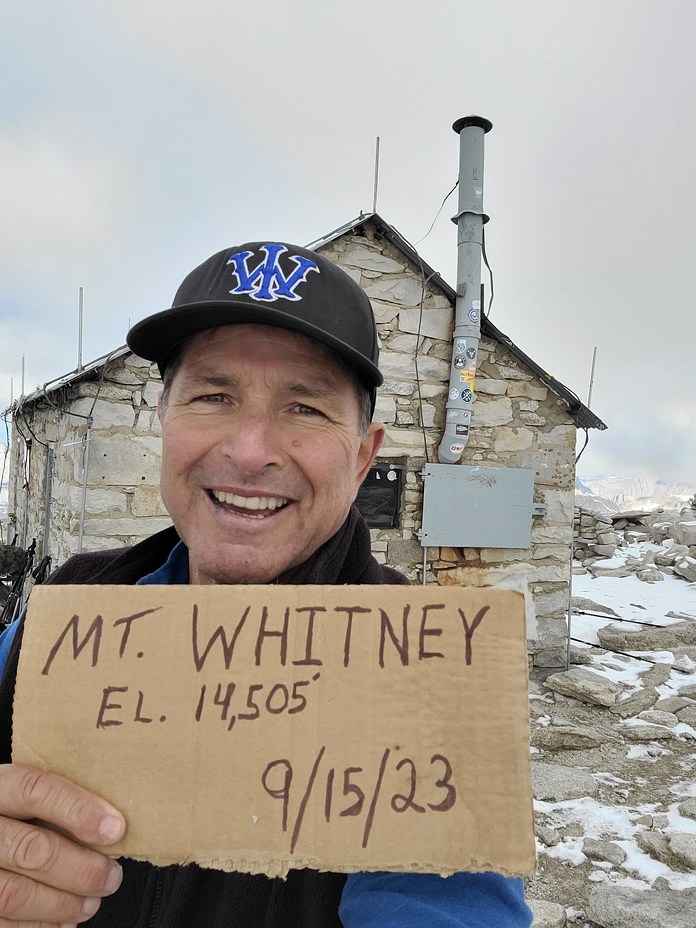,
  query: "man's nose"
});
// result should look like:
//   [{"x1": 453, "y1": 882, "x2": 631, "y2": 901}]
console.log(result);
[{"x1": 217, "y1": 408, "x2": 284, "y2": 474}]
